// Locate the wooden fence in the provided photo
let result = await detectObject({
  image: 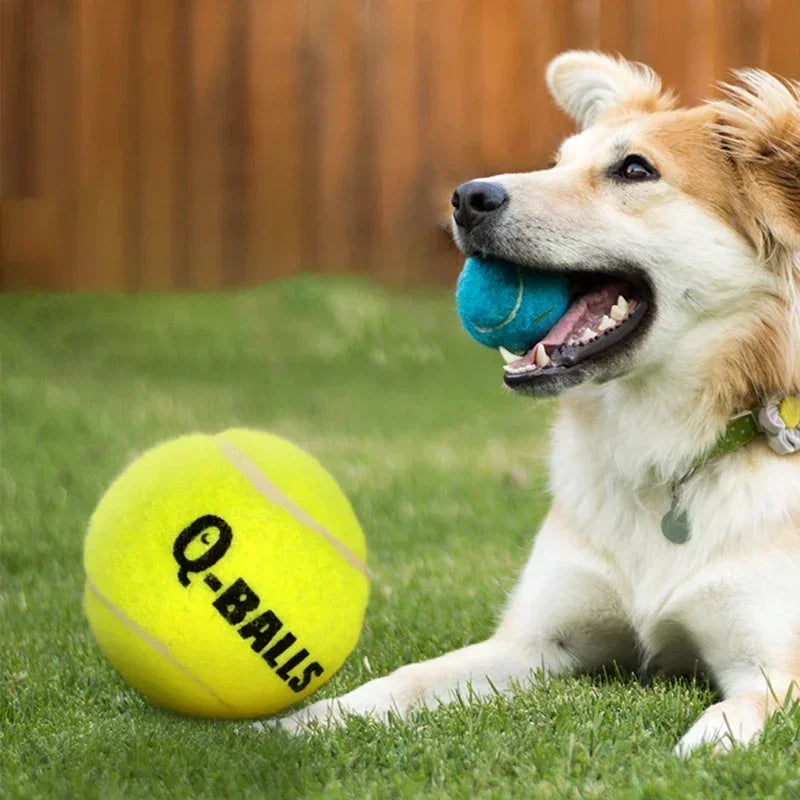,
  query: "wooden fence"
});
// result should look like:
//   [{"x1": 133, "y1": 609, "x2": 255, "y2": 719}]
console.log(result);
[{"x1": 2, "y1": 0, "x2": 799, "y2": 291}]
